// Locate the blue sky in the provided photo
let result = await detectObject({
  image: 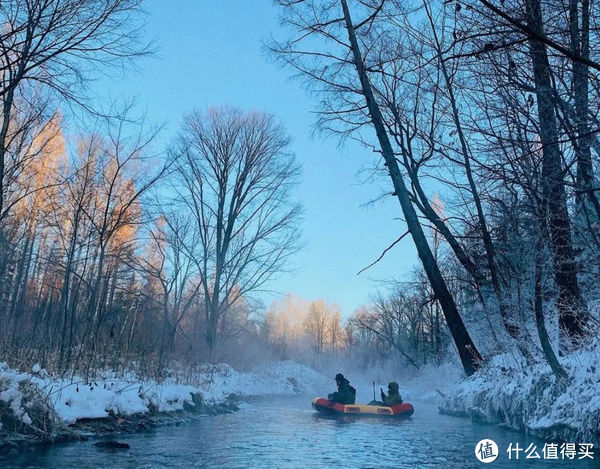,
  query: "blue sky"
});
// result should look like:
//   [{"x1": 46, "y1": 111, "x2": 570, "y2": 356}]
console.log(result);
[{"x1": 96, "y1": 0, "x2": 419, "y2": 315}]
